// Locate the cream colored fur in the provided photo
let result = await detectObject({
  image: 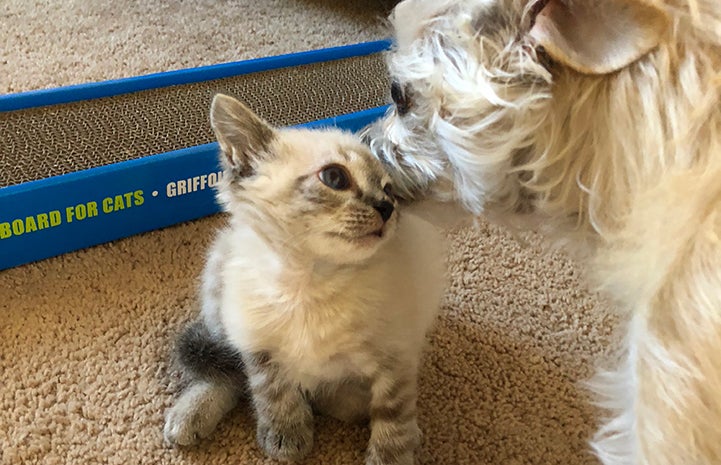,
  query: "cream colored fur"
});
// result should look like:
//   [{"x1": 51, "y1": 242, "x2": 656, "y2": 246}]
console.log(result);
[
  {"x1": 365, "y1": 1, "x2": 721, "y2": 464},
  {"x1": 204, "y1": 210, "x2": 445, "y2": 392},
  {"x1": 166, "y1": 95, "x2": 447, "y2": 464},
  {"x1": 203, "y1": 102, "x2": 446, "y2": 396}
]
